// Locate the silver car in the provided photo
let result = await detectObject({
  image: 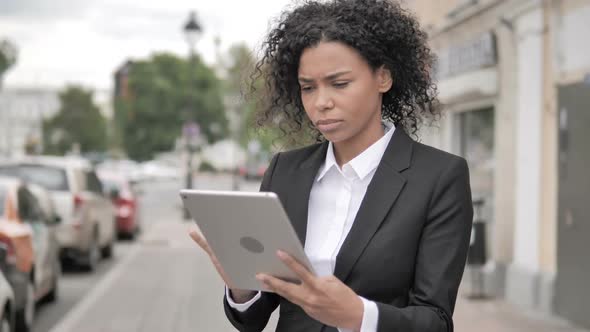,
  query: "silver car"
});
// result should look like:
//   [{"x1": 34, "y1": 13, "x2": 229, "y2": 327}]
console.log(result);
[{"x1": 0, "y1": 157, "x2": 116, "y2": 271}]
